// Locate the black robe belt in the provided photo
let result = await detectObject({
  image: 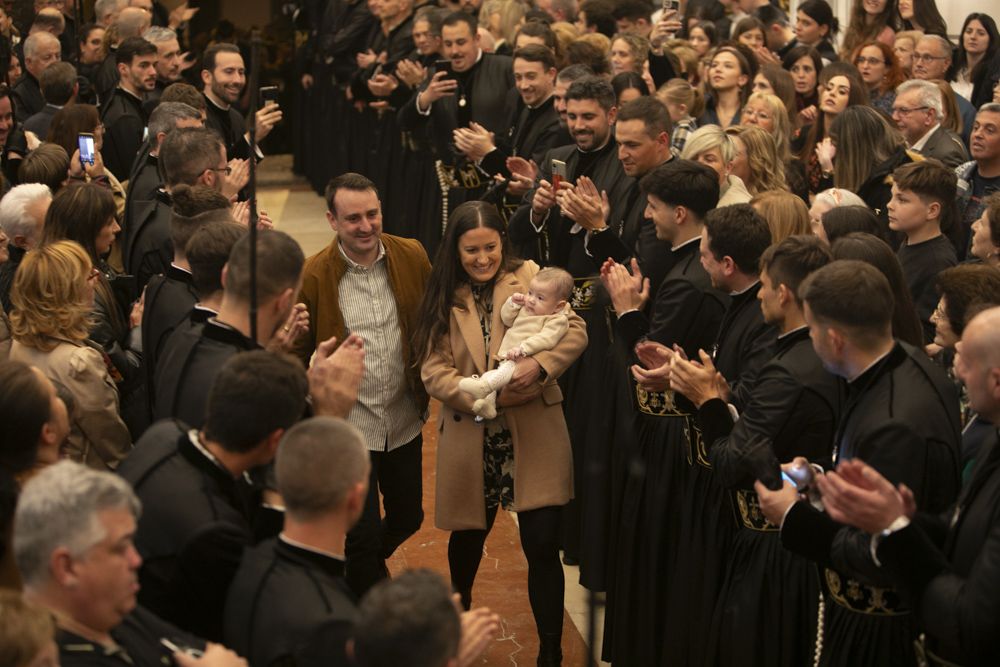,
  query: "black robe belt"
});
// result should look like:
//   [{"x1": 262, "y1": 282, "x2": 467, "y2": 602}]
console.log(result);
[{"x1": 823, "y1": 568, "x2": 910, "y2": 616}]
